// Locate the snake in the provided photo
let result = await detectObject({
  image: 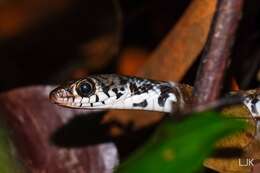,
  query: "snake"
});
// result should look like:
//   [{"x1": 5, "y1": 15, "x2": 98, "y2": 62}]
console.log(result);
[{"x1": 49, "y1": 74, "x2": 260, "y2": 118}]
